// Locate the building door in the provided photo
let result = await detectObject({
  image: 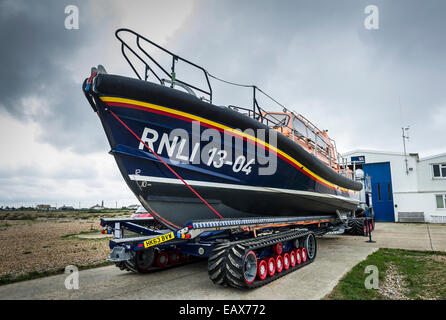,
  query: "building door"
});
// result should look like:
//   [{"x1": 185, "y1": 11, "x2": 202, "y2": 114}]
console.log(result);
[{"x1": 362, "y1": 162, "x2": 395, "y2": 222}]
